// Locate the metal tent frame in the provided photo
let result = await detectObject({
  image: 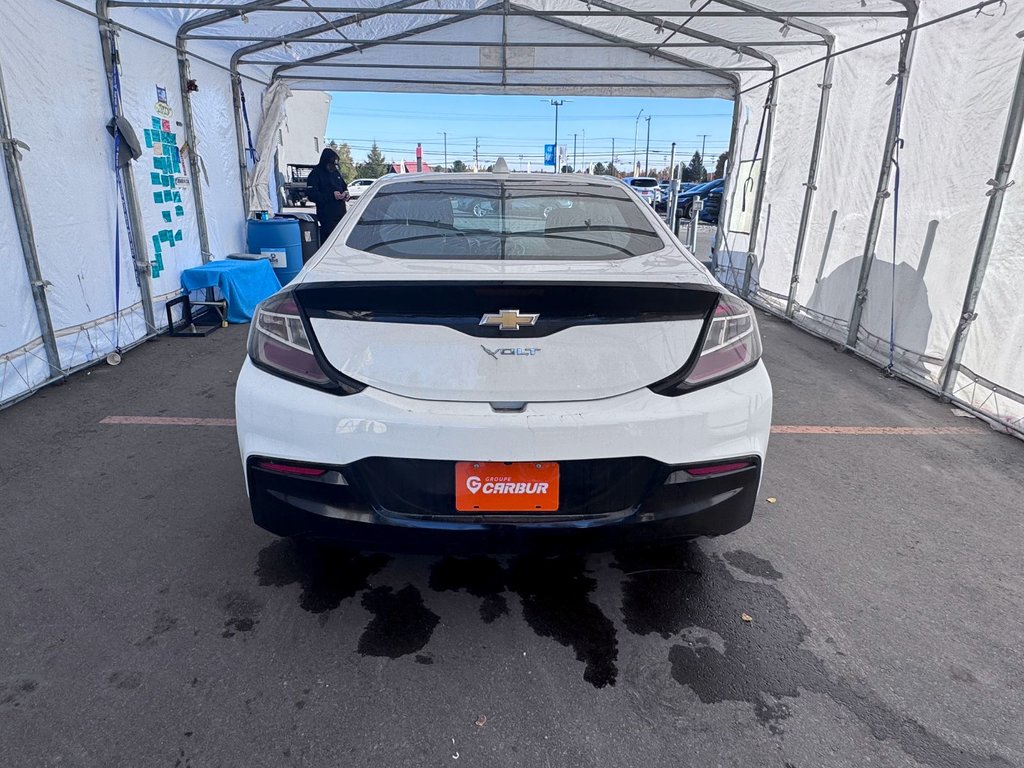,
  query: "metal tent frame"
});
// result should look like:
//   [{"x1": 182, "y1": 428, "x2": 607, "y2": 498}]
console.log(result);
[{"x1": 3, "y1": 0, "x2": 1022, "y2": 438}]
